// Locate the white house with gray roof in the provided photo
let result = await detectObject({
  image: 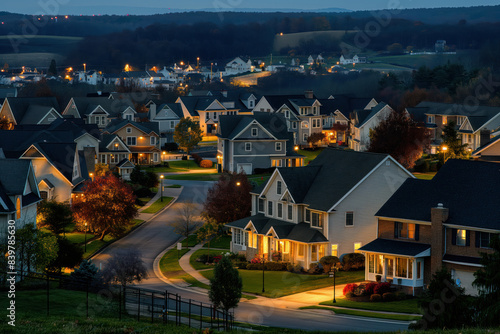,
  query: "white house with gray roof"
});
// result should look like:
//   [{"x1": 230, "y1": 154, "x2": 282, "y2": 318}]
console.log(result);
[
  {"x1": 227, "y1": 148, "x2": 413, "y2": 269},
  {"x1": 349, "y1": 102, "x2": 393, "y2": 151}
]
